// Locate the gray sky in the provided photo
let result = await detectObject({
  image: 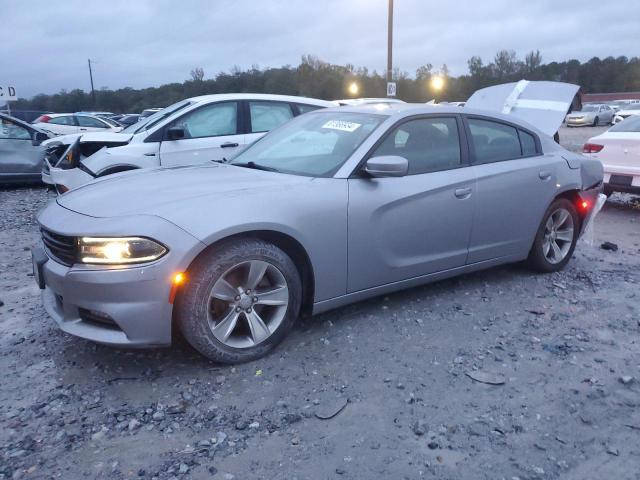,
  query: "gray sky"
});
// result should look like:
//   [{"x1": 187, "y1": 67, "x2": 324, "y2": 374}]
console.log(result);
[{"x1": 2, "y1": 0, "x2": 638, "y2": 99}]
